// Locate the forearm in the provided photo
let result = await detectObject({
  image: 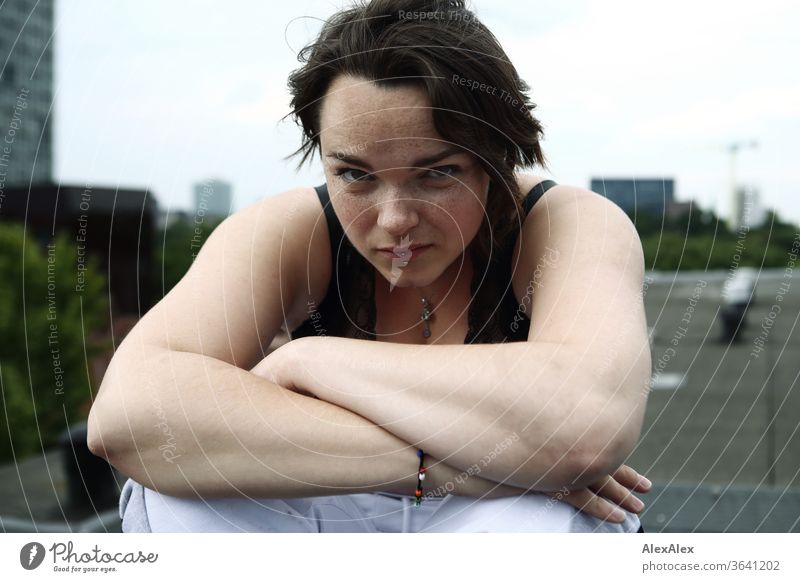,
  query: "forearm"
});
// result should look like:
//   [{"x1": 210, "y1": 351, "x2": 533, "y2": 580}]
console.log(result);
[
  {"x1": 291, "y1": 337, "x2": 612, "y2": 491},
  {"x1": 88, "y1": 346, "x2": 514, "y2": 499}
]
